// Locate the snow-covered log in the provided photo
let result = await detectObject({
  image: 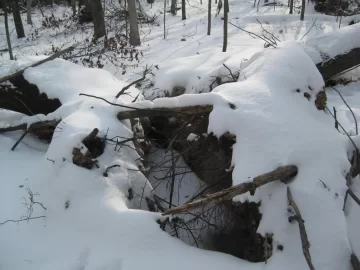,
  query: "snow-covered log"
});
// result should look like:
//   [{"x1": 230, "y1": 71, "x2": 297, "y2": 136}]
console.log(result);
[{"x1": 305, "y1": 23, "x2": 360, "y2": 81}]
